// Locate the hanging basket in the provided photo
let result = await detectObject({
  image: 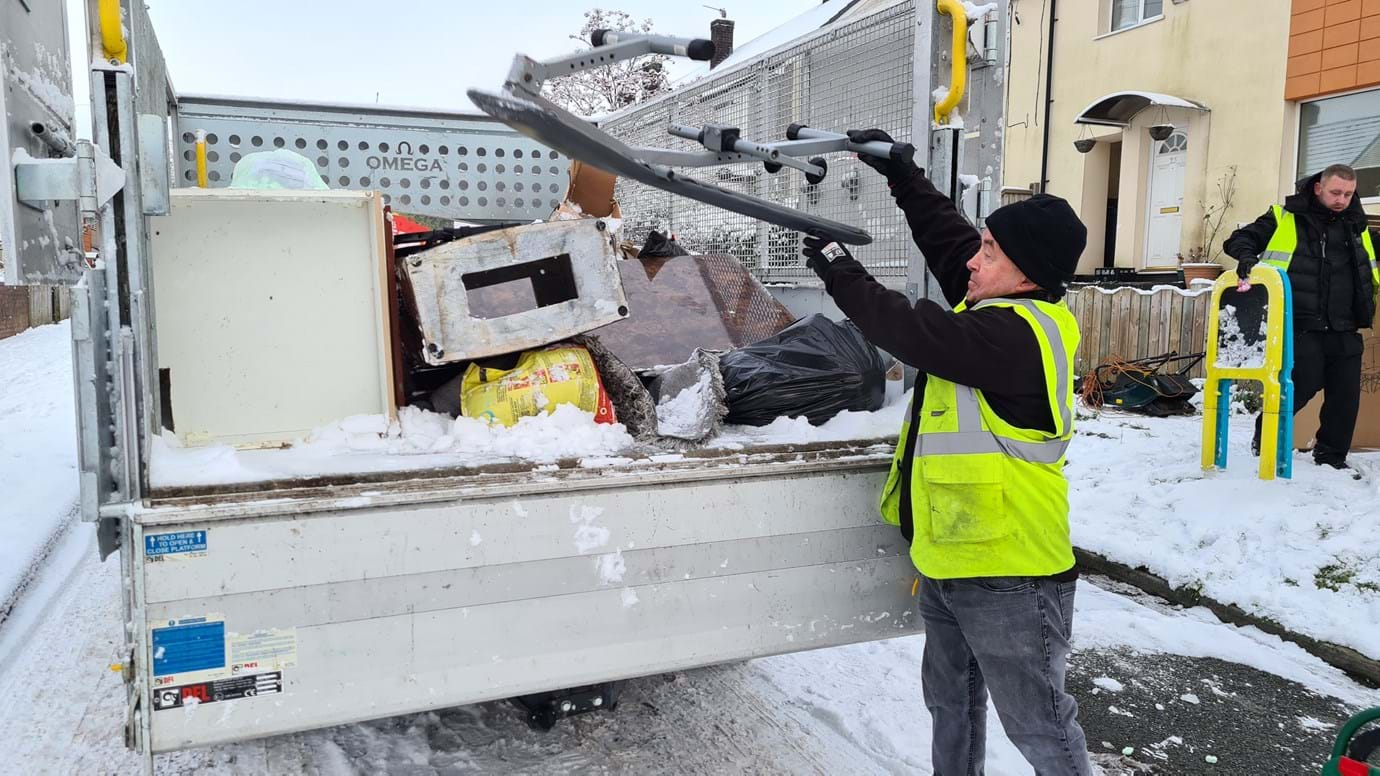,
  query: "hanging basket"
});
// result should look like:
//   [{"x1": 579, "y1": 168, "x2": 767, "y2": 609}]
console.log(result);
[
  {"x1": 1074, "y1": 138, "x2": 1097, "y2": 154},
  {"x1": 1149, "y1": 124, "x2": 1174, "y2": 142}
]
